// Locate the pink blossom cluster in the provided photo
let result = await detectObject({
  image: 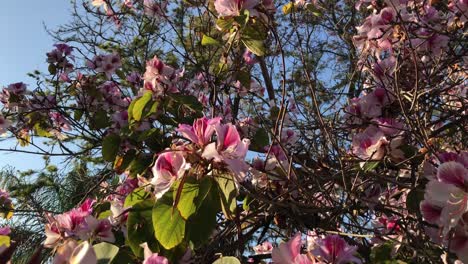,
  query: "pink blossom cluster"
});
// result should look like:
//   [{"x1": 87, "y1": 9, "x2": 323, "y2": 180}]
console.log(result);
[
  {"x1": 150, "y1": 116, "x2": 251, "y2": 198},
  {"x1": 142, "y1": 56, "x2": 183, "y2": 97},
  {"x1": 86, "y1": 53, "x2": 122, "y2": 79},
  {"x1": 44, "y1": 199, "x2": 114, "y2": 246},
  {"x1": 143, "y1": 0, "x2": 168, "y2": 19},
  {"x1": 46, "y1": 43, "x2": 74, "y2": 80},
  {"x1": 269, "y1": 232, "x2": 362, "y2": 264},
  {"x1": 420, "y1": 151, "x2": 468, "y2": 262},
  {"x1": 353, "y1": 1, "x2": 460, "y2": 59},
  {"x1": 214, "y1": 0, "x2": 276, "y2": 18}
]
